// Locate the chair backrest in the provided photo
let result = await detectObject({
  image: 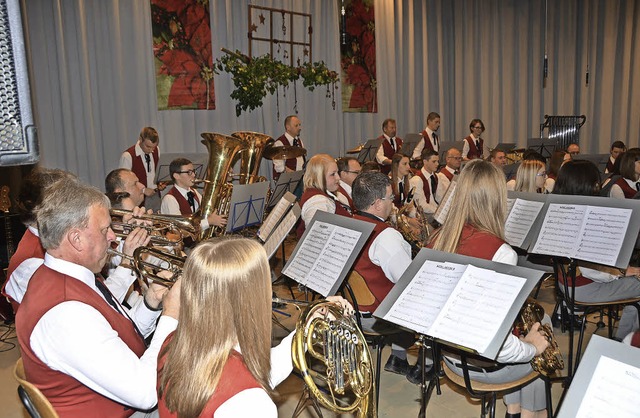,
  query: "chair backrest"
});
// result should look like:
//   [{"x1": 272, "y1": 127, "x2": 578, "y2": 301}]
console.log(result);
[
  {"x1": 13, "y1": 358, "x2": 59, "y2": 418},
  {"x1": 345, "y1": 270, "x2": 376, "y2": 308}
]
